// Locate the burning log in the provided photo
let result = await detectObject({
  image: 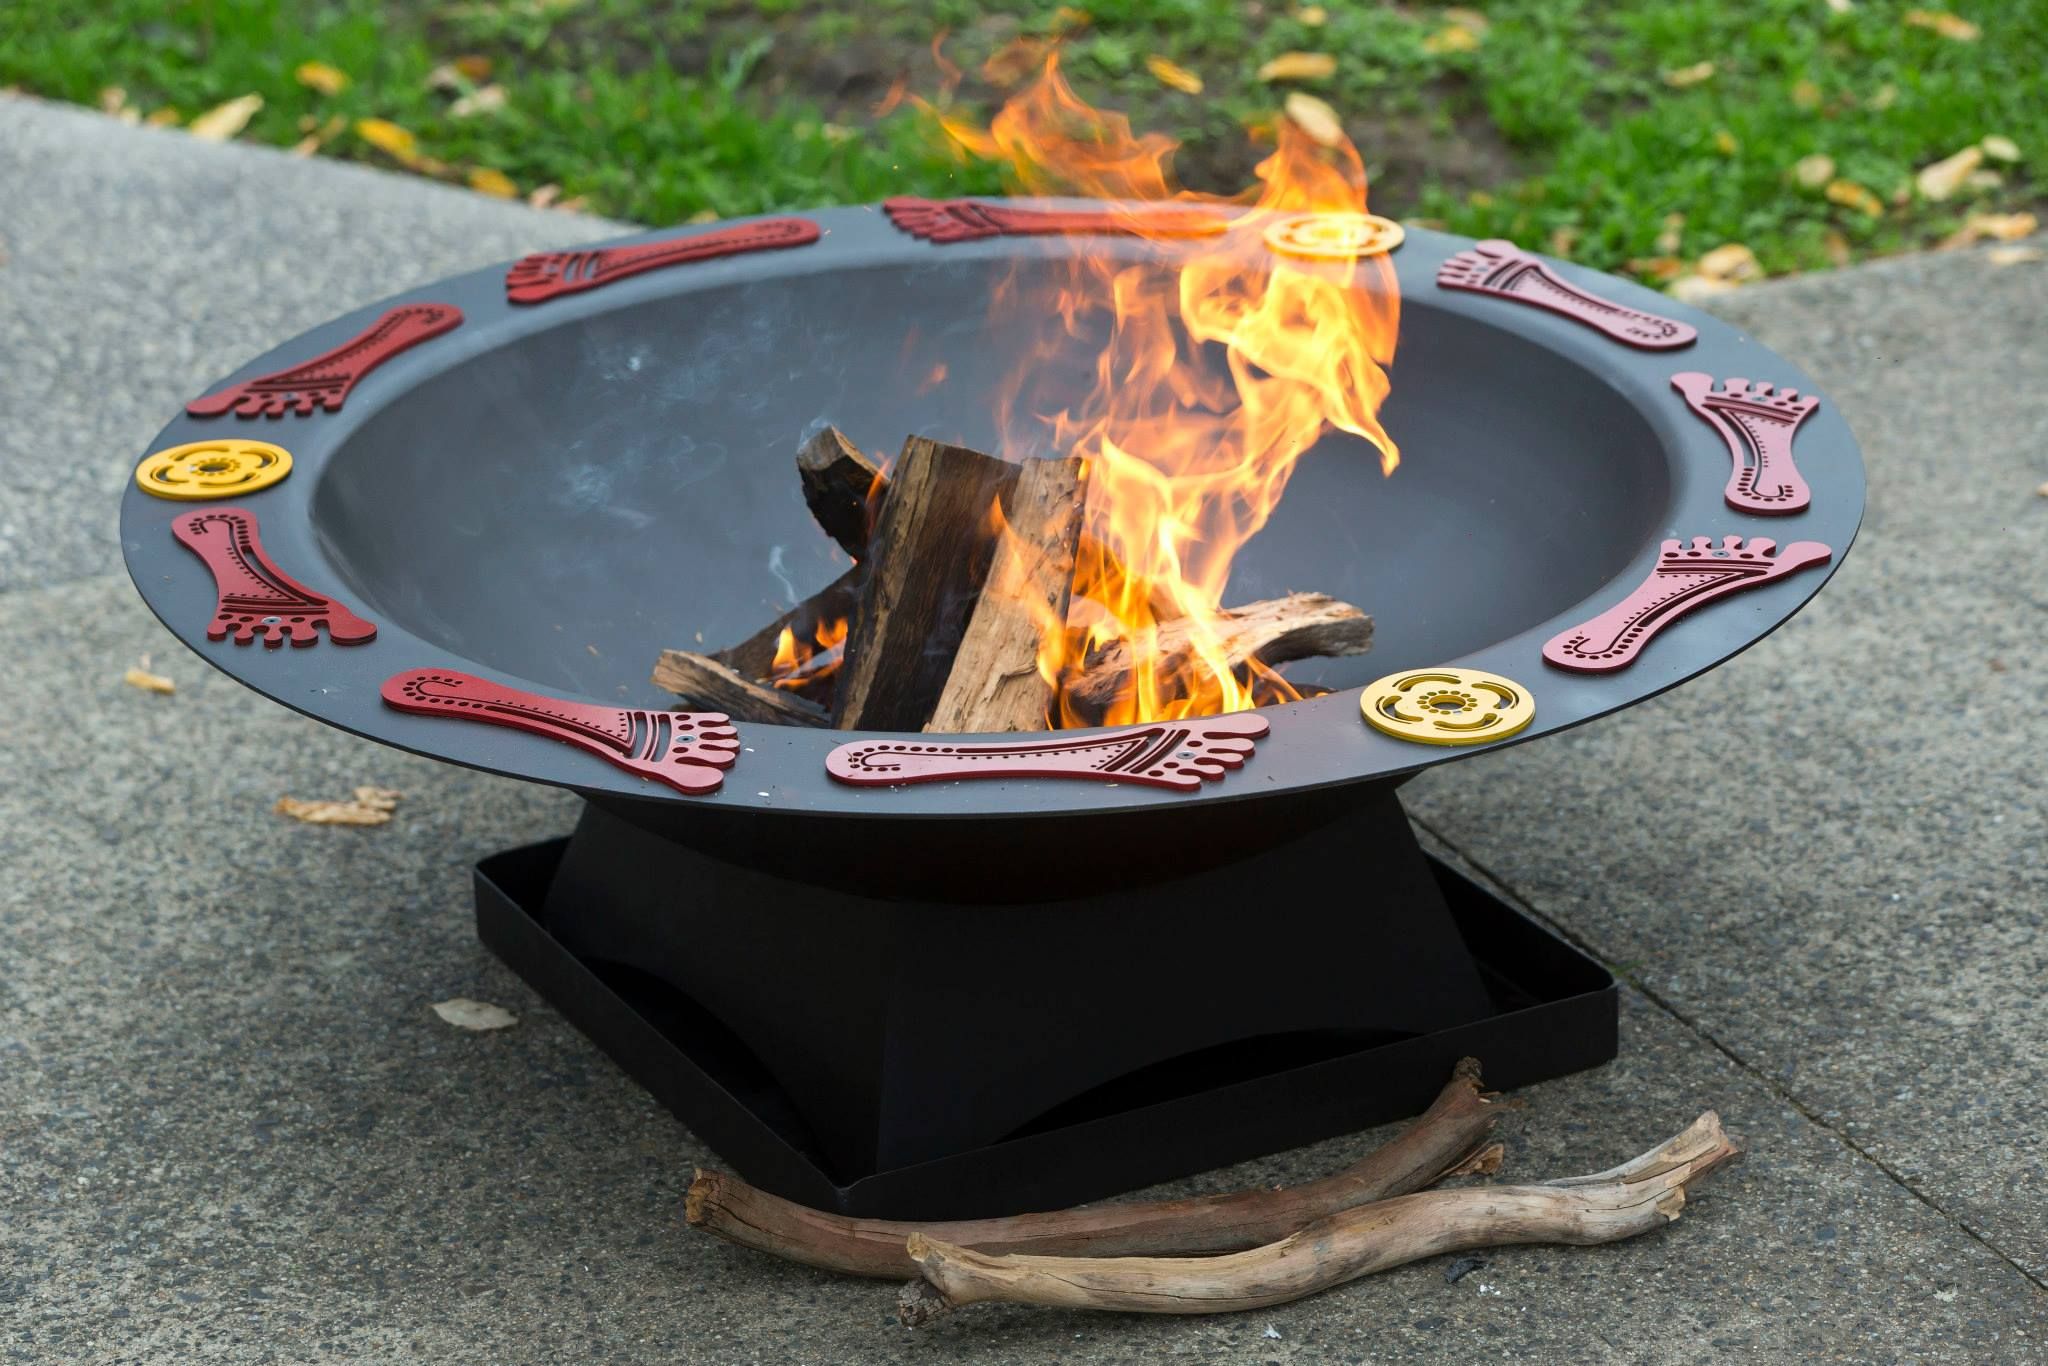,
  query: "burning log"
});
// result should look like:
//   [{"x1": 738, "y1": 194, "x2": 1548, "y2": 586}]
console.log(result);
[
  {"x1": 1061, "y1": 592, "x2": 1374, "y2": 719},
  {"x1": 651, "y1": 649, "x2": 829, "y2": 727},
  {"x1": 834, "y1": 437, "x2": 1031, "y2": 730},
  {"x1": 709, "y1": 568, "x2": 862, "y2": 684},
  {"x1": 796, "y1": 426, "x2": 883, "y2": 557},
  {"x1": 686, "y1": 1058, "x2": 1503, "y2": 1279},
  {"x1": 898, "y1": 1111, "x2": 1742, "y2": 1323}
]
